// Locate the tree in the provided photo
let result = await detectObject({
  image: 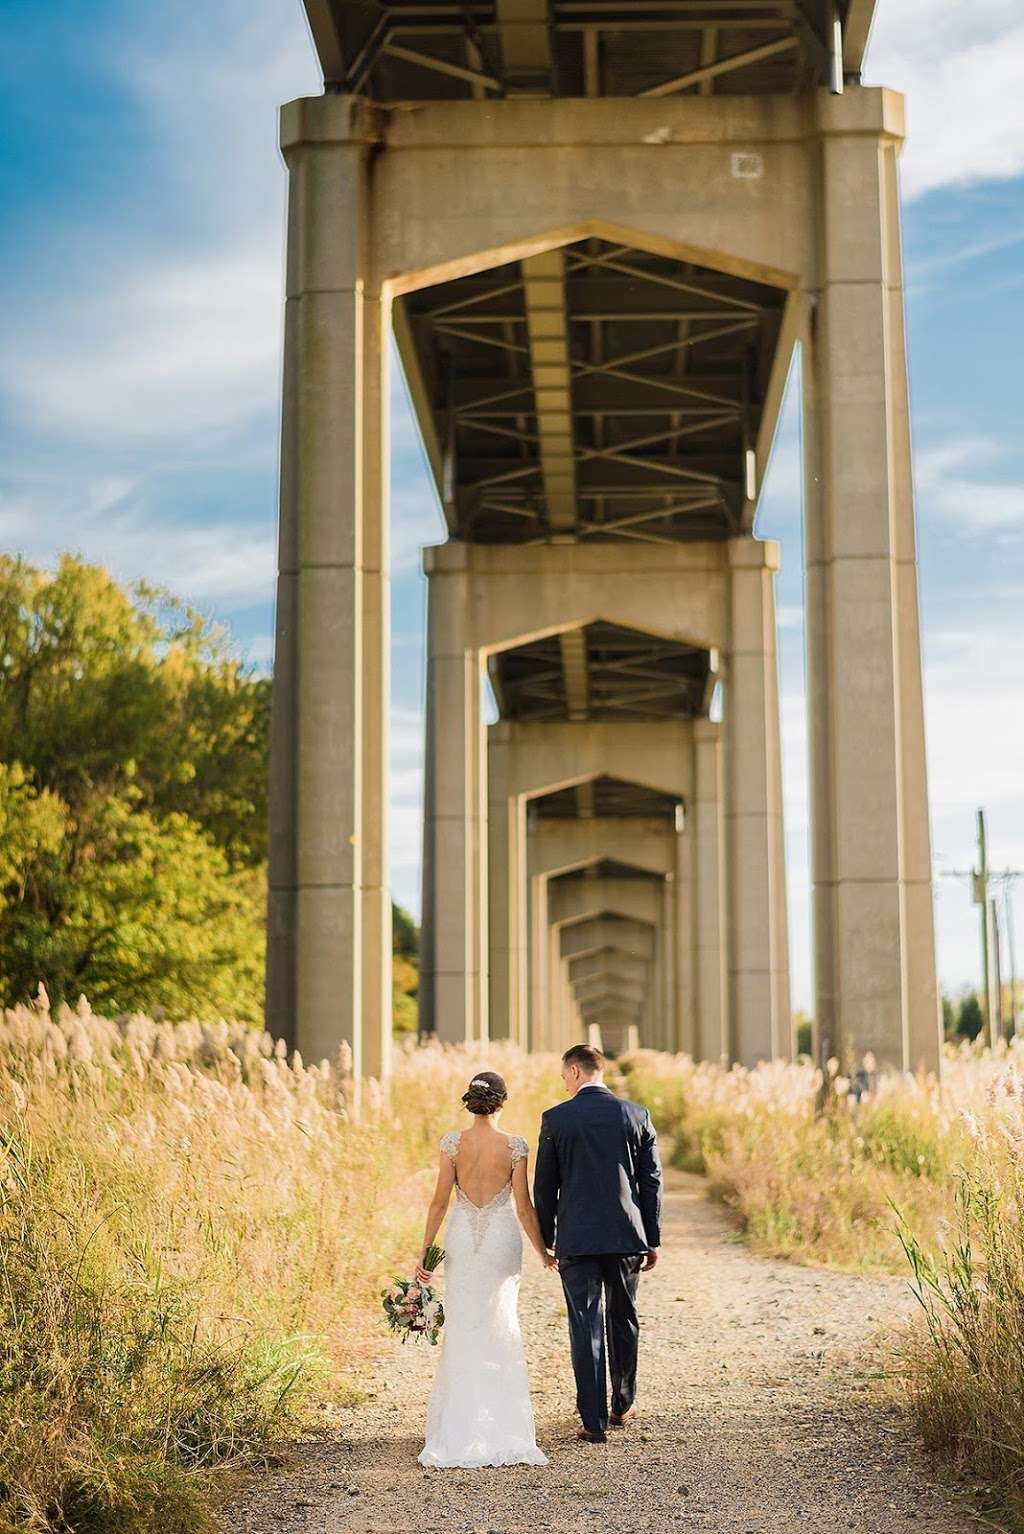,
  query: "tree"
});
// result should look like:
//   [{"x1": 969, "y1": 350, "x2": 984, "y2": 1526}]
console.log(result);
[
  {"x1": 941, "y1": 993, "x2": 957, "y2": 1039},
  {"x1": 957, "y1": 991, "x2": 984, "y2": 1042},
  {"x1": 792, "y1": 1011, "x2": 813, "y2": 1058},
  {"x1": 0, "y1": 555, "x2": 269, "y2": 865},
  {"x1": 392, "y1": 901, "x2": 418, "y2": 958},
  {"x1": 0, "y1": 779, "x2": 264, "y2": 1017},
  {"x1": 0, "y1": 556, "x2": 421, "y2": 1029},
  {"x1": 0, "y1": 557, "x2": 268, "y2": 1019}
]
